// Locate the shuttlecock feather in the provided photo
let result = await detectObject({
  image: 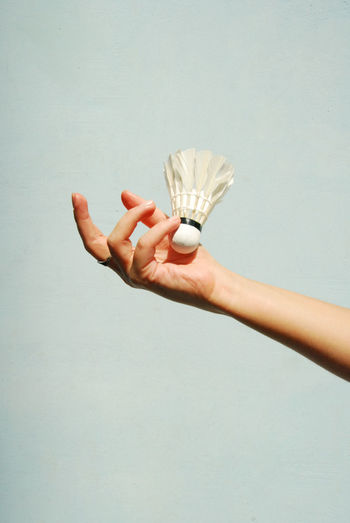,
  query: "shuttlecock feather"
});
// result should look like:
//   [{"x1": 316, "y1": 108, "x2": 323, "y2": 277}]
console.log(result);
[{"x1": 164, "y1": 148, "x2": 234, "y2": 254}]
